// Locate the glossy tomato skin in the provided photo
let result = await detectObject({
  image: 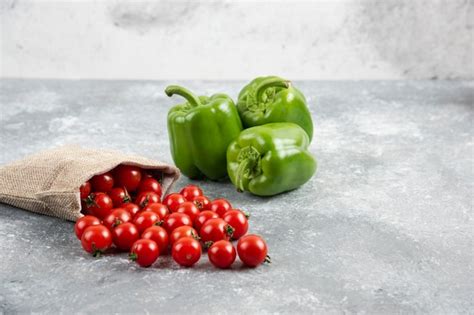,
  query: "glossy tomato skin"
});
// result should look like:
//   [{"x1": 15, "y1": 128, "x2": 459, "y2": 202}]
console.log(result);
[
  {"x1": 122, "y1": 203, "x2": 140, "y2": 217},
  {"x1": 143, "y1": 203, "x2": 169, "y2": 219},
  {"x1": 172, "y1": 237, "x2": 201, "y2": 267},
  {"x1": 170, "y1": 226, "x2": 198, "y2": 245},
  {"x1": 109, "y1": 187, "x2": 131, "y2": 207},
  {"x1": 133, "y1": 211, "x2": 161, "y2": 234},
  {"x1": 162, "y1": 213, "x2": 192, "y2": 234},
  {"x1": 179, "y1": 185, "x2": 203, "y2": 201},
  {"x1": 200, "y1": 218, "x2": 234, "y2": 243},
  {"x1": 135, "y1": 191, "x2": 161, "y2": 208},
  {"x1": 223, "y1": 210, "x2": 249, "y2": 240},
  {"x1": 208, "y1": 240, "x2": 236, "y2": 269},
  {"x1": 90, "y1": 173, "x2": 114, "y2": 193},
  {"x1": 176, "y1": 202, "x2": 200, "y2": 221},
  {"x1": 74, "y1": 215, "x2": 101, "y2": 240},
  {"x1": 86, "y1": 193, "x2": 113, "y2": 219},
  {"x1": 142, "y1": 226, "x2": 169, "y2": 254},
  {"x1": 192, "y1": 195, "x2": 211, "y2": 211},
  {"x1": 81, "y1": 225, "x2": 113, "y2": 256},
  {"x1": 112, "y1": 222, "x2": 139, "y2": 251},
  {"x1": 237, "y1": 234, "x2": 268, "y2": 267},
  {"x1": 137, "y1": 178, "x2": 162, "y2": 197},
  {"x1": 193, "y1": 210, "x2": 219, "y2": 232},
  {"x1": 141, "y1": 171, "x2": 154, "y2": 179},
  {"x1": 114, "y1": 165, "x2": 142, "y2": 192},
  {"x1": 129, "y1": 239, "x2": 159, "y2": 267},
  {"x1": 103, "y1": 208, "x2": 132, "y2": 230},
  {"x1": 79, "y1": 181, "x2": 91, "y2": 199},
  {"x1": 163, "y1": 193, "x2": 186, "y2": 212},
  {"x1": 210, "y1": 199, "x2": 232, "y2": 217}
]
